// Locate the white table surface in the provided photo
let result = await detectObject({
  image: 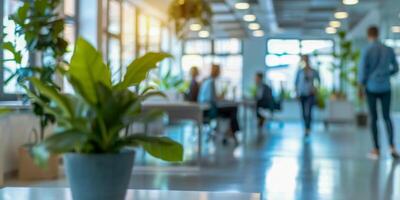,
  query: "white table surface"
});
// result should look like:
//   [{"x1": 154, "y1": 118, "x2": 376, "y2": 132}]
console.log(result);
[{"x1": 0, "y1": 187, "x2": 261, "y2": 200}]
